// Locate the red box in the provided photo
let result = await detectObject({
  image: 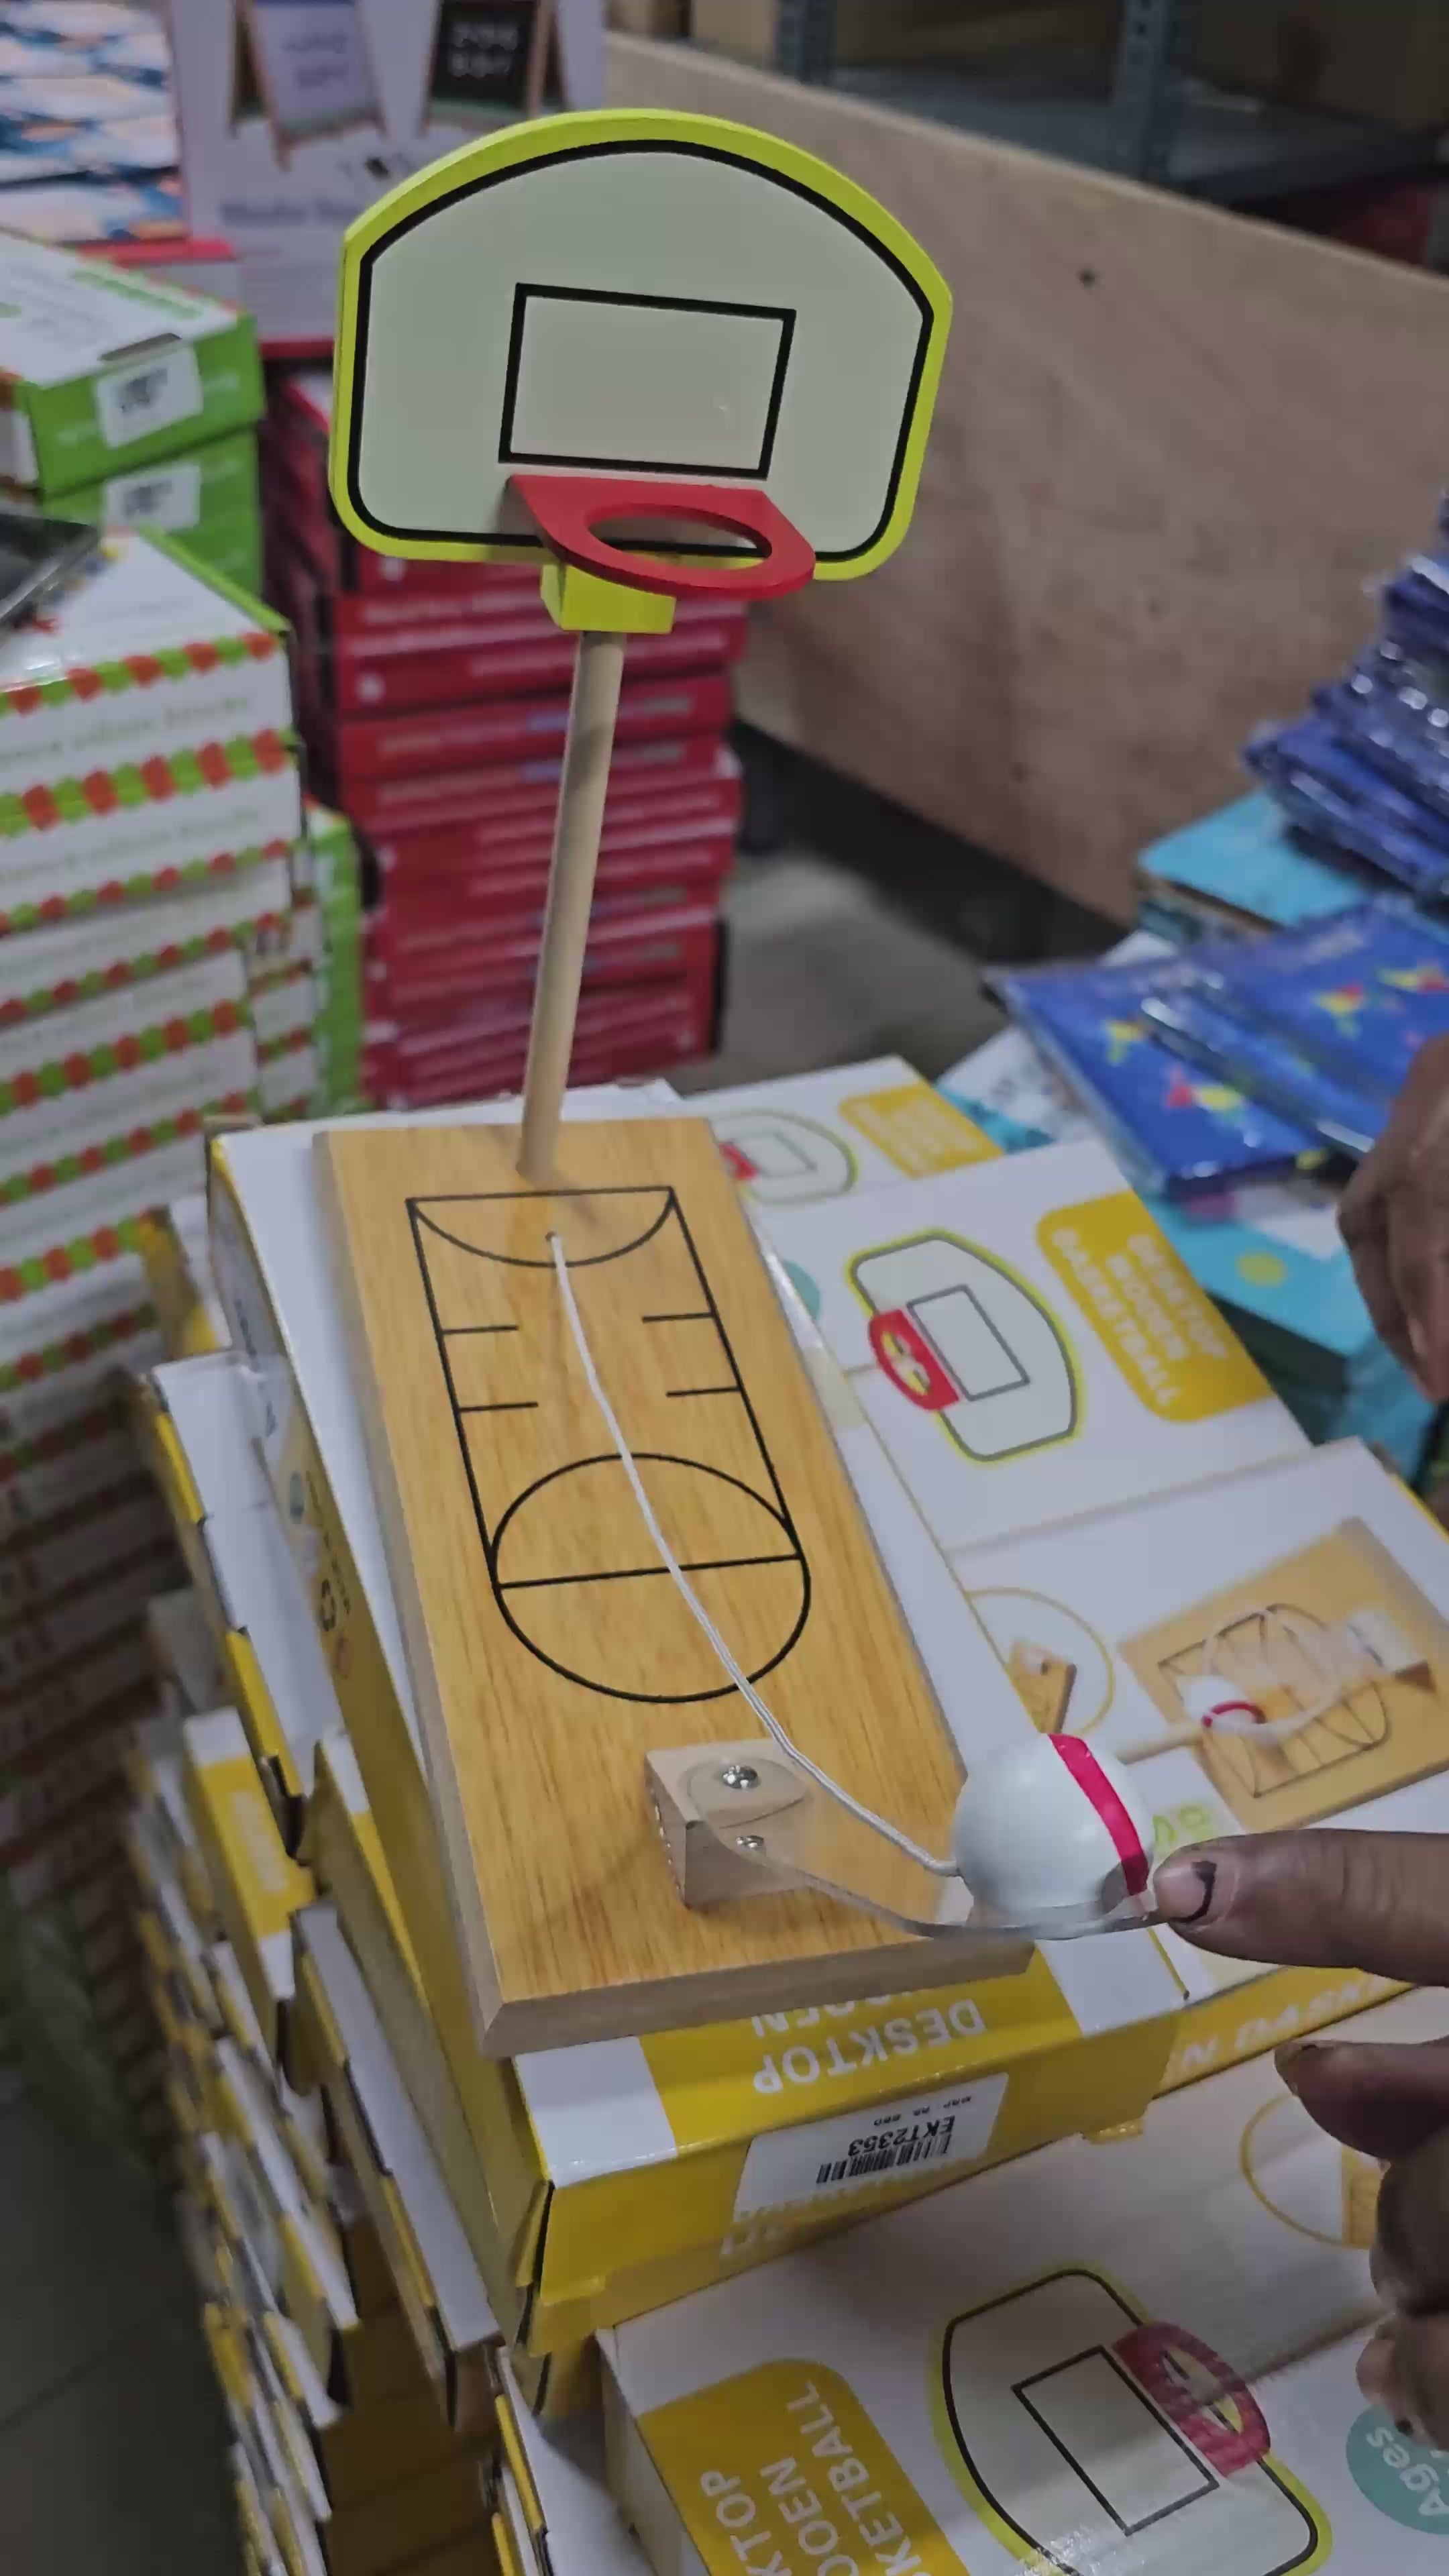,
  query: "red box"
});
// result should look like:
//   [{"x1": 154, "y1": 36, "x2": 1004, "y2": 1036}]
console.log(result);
[
  {"x1": 364, "y1": 970, "x2": 716, "y2": 1108},
  {"x1": 366, "y1": 895, "x2": 720, "y2": 1017},
  {"x1": 319, "y1": 674, "x2": 733, "y2": 802},
  {"x1": 351, "y1": 737, "x2": 737, "y2": 846},
  {"x1": 374, "y1": 771, "x2": 741, "y2": 881},
  {"x1": 379, "y1": 827, "x2": 735, "y2": 932}
]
